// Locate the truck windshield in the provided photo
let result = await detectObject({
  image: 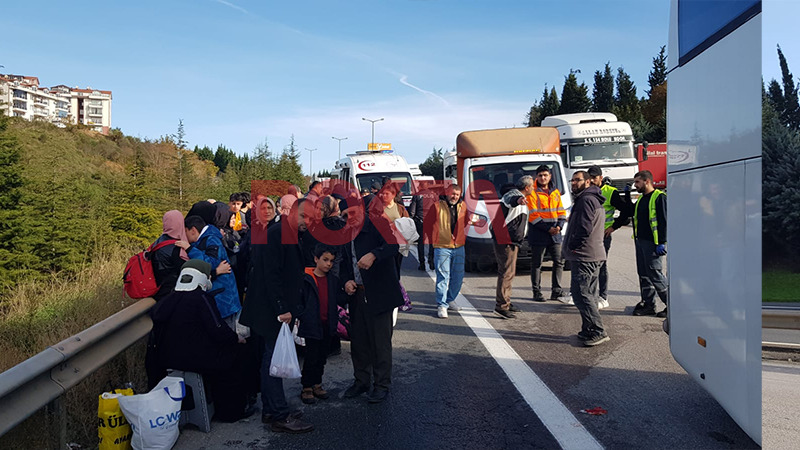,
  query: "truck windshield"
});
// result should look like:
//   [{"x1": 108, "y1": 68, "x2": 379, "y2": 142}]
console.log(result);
[
  {"x1": 567, "y1": 141, "x2": 634, "y2": 165},
  {"x1": 468, "y1": 162, "x2": 565, "y2": 200},
  {"x1": 356, "y1": 173, "x2": 415, "y2": 195}
]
